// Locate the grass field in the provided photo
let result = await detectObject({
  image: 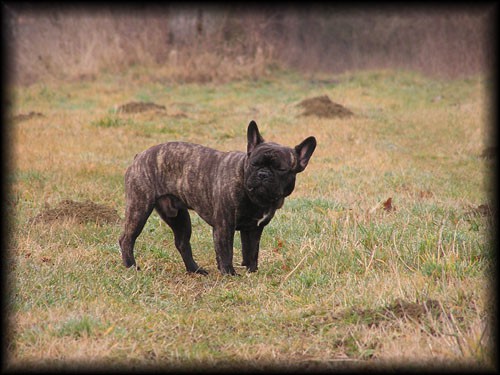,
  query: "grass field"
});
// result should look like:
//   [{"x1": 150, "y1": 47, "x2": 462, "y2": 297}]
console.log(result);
[{"x1": 6, "y1": 68, "x2": 494, "y2": 370}]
